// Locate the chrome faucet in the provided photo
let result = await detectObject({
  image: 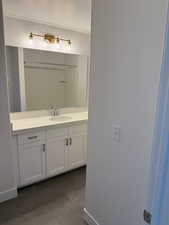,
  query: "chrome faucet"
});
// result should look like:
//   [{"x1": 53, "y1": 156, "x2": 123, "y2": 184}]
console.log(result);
[{"x1": 50, "y1": 106, "x2": 58, "y2": 119}]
